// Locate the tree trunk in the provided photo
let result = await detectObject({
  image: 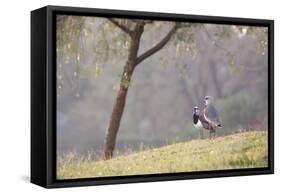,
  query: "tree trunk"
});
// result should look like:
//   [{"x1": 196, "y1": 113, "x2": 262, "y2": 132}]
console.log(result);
[
  {"x1": 103, "y1": 23, "x2": 144, "y2": 159},
  {"x1": 179, "y1": 78, "x2": 195, "y2": 108},
  {"x1": 210, "y1": 60, "x2": 223, "y2": 98},
  {"x1": 103, "y1": 76, "x2": 130, "y2": 159}
]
